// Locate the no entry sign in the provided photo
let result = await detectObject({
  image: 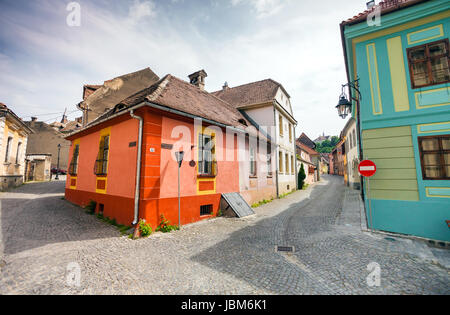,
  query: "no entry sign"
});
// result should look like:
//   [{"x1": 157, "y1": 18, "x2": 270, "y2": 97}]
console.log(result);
[{"x1": 359, "y1": 160, "x2": 377, "y2": 177}]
